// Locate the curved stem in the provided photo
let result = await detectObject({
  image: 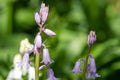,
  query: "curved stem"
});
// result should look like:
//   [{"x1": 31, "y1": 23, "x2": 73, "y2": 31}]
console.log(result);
[
  {"x1": 35, "y1": 50, "x2": 40, "y2": 80},
  {"x1": 82, "y1": 46, "x2": 91, "y2": 80}
]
